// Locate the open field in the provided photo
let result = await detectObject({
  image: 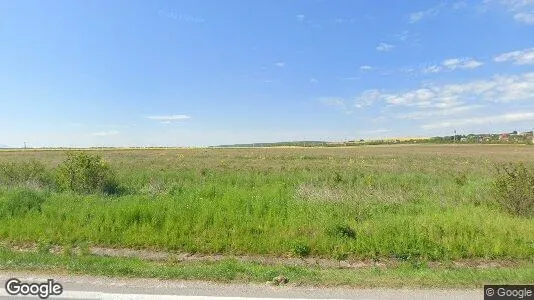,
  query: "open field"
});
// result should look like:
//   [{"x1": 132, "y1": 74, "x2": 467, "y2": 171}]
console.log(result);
[{"x1": 0, "y1": 145, "x2": 533, "y2": 285}]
